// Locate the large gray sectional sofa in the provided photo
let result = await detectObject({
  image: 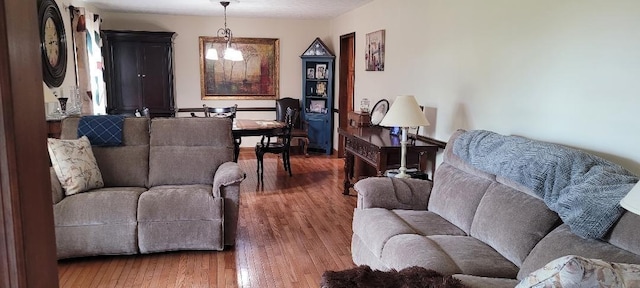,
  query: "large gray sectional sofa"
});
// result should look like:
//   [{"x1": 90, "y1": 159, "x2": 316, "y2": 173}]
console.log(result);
[
  {"x1": 51, "y1": 117, "x2": 245, "y2": 259},
  {"x1": 352, "y1": 129, "x2": 640, "y2": 287}
]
